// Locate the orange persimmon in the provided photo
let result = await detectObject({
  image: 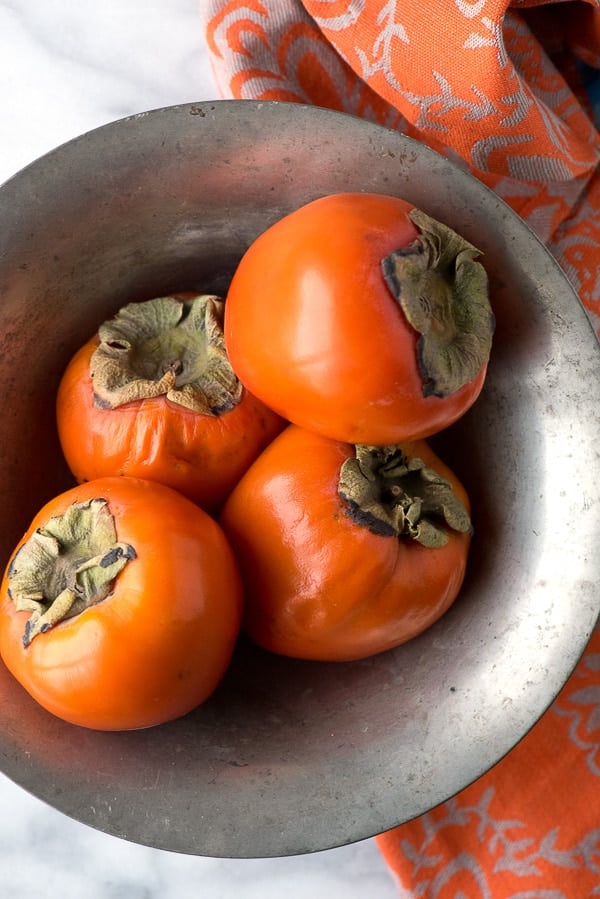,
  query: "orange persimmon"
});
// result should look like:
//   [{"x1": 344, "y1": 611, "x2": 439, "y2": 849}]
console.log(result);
[
  {"x1": 224, "y1": 192, "x2": 494, "y2": 445},
  {"x1": 56, "y1": 294, "x2": 286, "y2": 513},
  {"x1": 0, "y1": 476, "x2": 243, "y2": 730},
  {"x1": 220, "y1": 425, "x2": 472, "y2": 662}
]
